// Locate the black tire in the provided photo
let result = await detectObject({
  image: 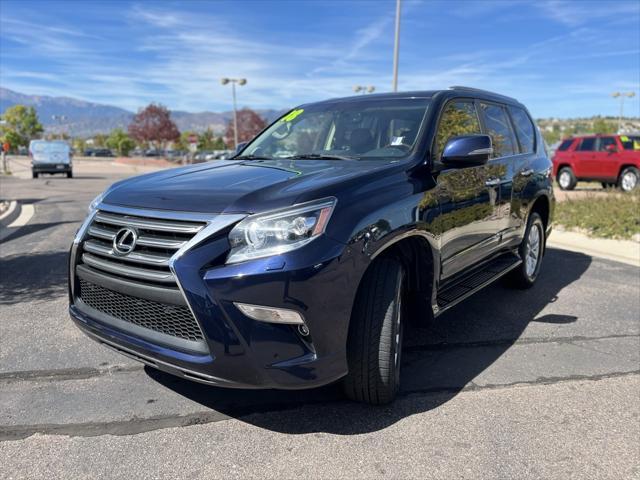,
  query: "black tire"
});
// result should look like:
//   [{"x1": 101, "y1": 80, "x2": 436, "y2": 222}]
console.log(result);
[
  {"x1": 32, "y1": 171, "x2": 38, "y2": 179},
  {"x1": 67, "y1": 171, "x2": 73, "y2": 178},
  {"x1": 557, "y1": 167, "x2": 576, "y2": 190},
  {"x1": 343, "y1": 258, "x2": 405, "y2": 405},
  {"x1": 508, "y1": 212, "x2": 545, "y2": 289},
  {"x1": 618, "y1": 166, "x2": 639, "y2": 192}
]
